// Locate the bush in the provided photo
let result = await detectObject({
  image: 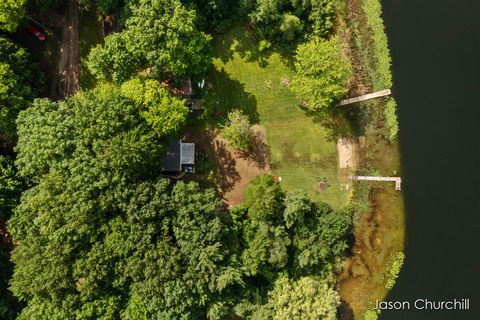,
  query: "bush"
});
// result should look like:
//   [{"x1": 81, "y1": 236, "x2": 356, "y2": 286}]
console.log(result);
[
  {"x1": 384, "y1": 251, "x2": 405, "y2": 289},
  {"x1": 384, "y1": 98, "x2": 398, "y2": 141}
]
